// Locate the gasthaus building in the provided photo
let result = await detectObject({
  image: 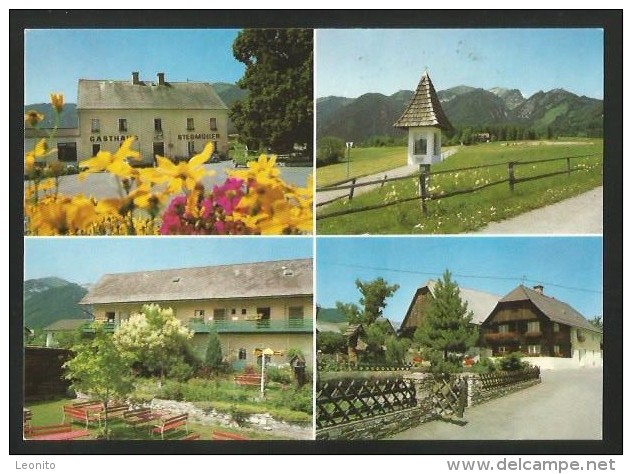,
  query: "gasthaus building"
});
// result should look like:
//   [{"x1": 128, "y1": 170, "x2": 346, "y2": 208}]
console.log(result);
[{"x1": 77, "y1": 72, "x2": 229, "y2": 165}]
